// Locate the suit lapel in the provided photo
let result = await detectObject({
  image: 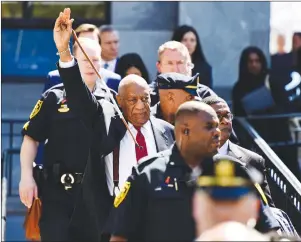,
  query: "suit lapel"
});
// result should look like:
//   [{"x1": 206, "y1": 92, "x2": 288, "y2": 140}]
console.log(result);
[
  {"x1": 228, "y1": 141, "x2": 243, "y2": 160},
  {"x1": 150, "y1": 117, "x2": 169, "y2": 152}
]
